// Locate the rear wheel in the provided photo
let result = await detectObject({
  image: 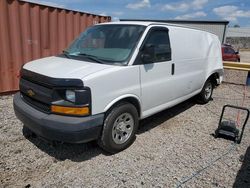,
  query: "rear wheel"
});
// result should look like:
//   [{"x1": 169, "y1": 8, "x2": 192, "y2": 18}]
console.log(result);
[
  {"x1": 98, "y1": 102, "x2": 139, "y2": 153},
  {"x1": 197, "y1": 80, "x2": 213, "y2": 104}
]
